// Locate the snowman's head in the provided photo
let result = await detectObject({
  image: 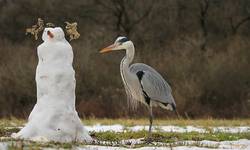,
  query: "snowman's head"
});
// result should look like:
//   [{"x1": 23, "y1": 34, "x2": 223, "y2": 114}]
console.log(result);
[{"x1": 42, "y1": 27, "x2": 65, "y2": 42}]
